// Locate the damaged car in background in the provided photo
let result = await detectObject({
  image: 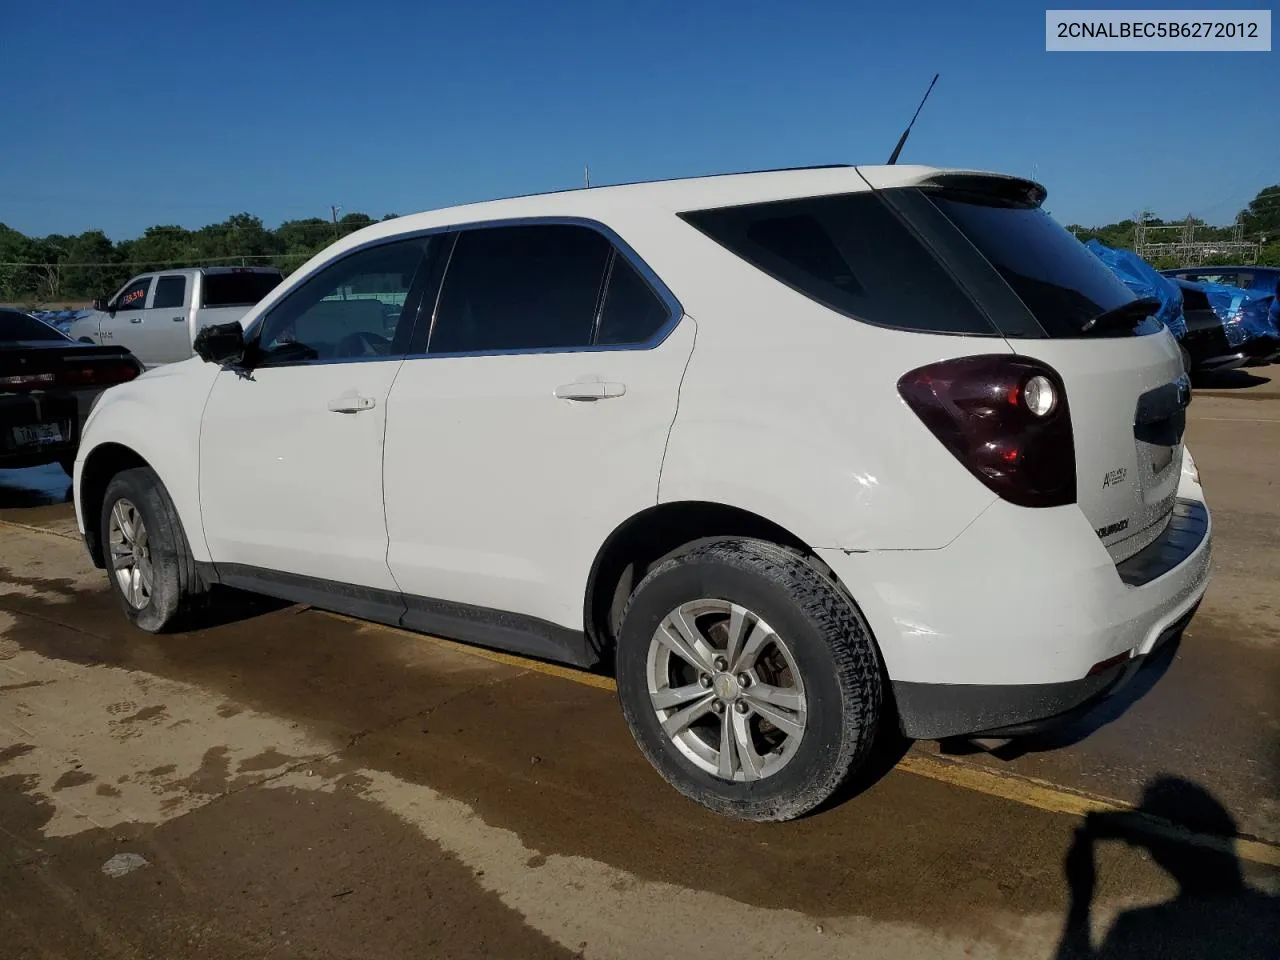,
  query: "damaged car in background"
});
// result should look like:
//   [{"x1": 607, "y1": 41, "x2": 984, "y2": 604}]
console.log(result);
[{"x1": 1085, "y1": 241, "x2": 1280, "y2": 375}]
